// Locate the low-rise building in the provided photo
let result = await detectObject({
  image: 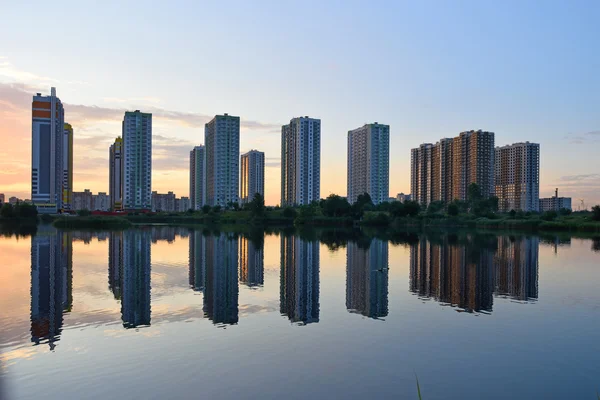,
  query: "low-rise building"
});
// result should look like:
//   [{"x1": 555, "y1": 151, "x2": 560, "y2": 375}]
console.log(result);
[
  {"x1": 177, "y1": 197, "x2": 191, "y2": 212},
  {"x1": 396, "y1": 193, "x2": 411, "y2": 203},
  {"x1": 539, "y1": 189, "x2": 572, "y2": 212},
  {"x1": 92, "y1": 192, "x2": 111, "y2": 211},
  {"x1": 152, "y1": 191, "x2": 176, "y2": 212},
  {"x1": 73, "y1": 189, "x2": 93, "y2": 211}
]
